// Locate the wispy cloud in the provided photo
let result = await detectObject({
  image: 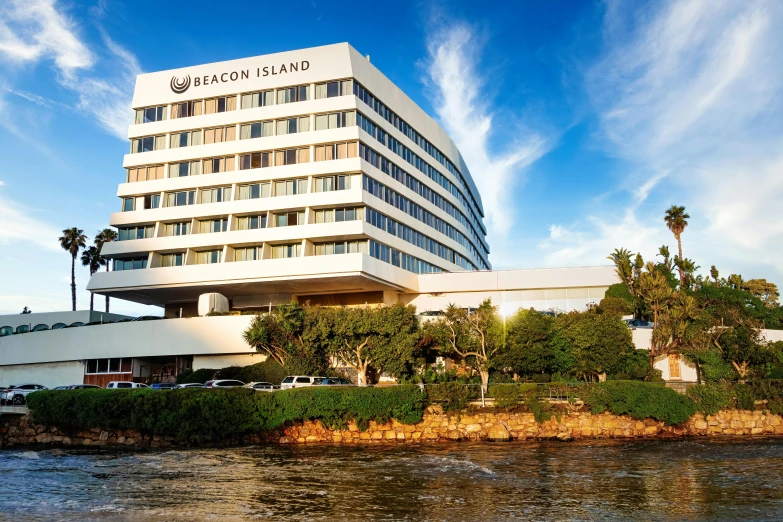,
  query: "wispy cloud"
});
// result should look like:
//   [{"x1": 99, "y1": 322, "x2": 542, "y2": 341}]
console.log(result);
[
  {"x1": 0, "y1": 0, "x2": 139, "y2": 139},
  {"x1": 423, "y1": 22, "x2": 550, "y2": 246},
  {"x1": 0, "y1": 186, "x2": 61, "y2": 251},
  {"x1": 541, "y1": 0, "x2": 783, "y2": 278}
]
